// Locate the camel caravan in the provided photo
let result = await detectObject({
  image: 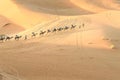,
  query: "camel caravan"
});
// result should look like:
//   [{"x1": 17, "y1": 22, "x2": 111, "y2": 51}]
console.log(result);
[
  {"x1": 0, "y1": 34, "x2": 22, "y2": 42},
  {"x1": 0, "y1": 24, "x2": 85, "y2": 43}
]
